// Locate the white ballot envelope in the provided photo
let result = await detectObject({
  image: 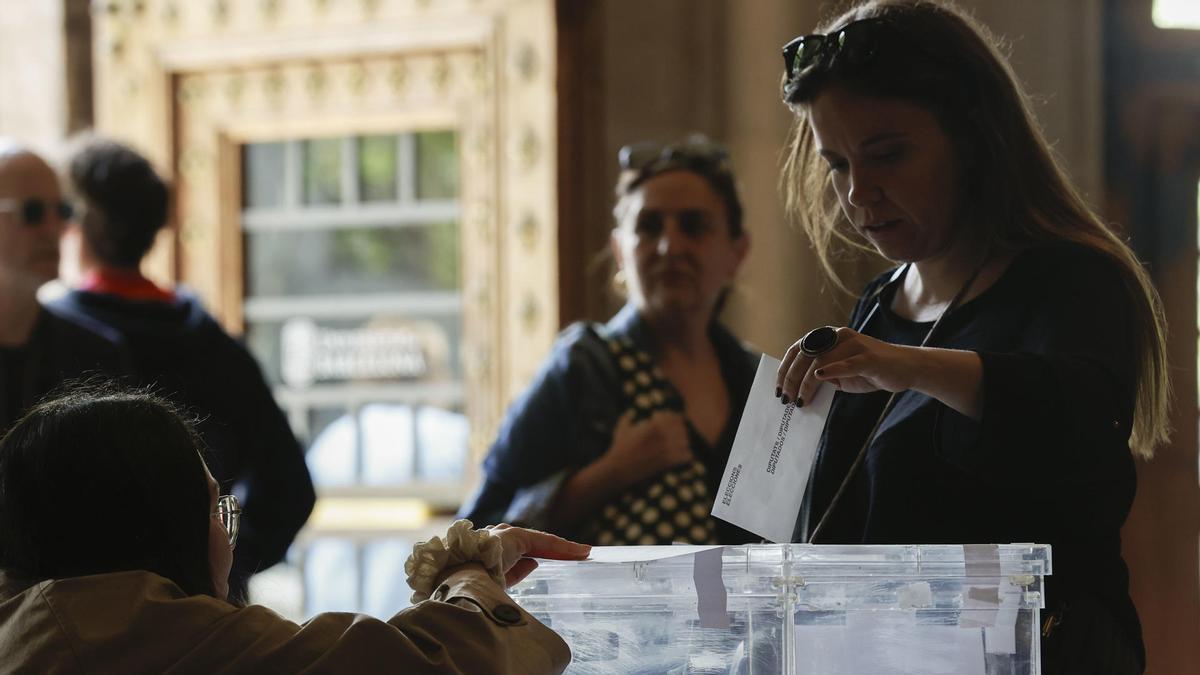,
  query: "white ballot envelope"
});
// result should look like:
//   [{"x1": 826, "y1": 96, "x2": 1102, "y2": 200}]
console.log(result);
[{"x1": 712, "y1": 354, "x2": 834, "y2": 542}]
